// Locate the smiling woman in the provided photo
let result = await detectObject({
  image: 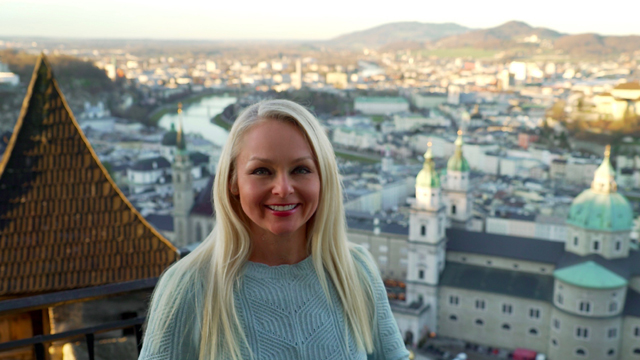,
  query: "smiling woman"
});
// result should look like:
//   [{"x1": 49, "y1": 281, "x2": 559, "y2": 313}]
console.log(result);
[{"x1": 139, "y1": 99, "x2": 409, "y2": 360}]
